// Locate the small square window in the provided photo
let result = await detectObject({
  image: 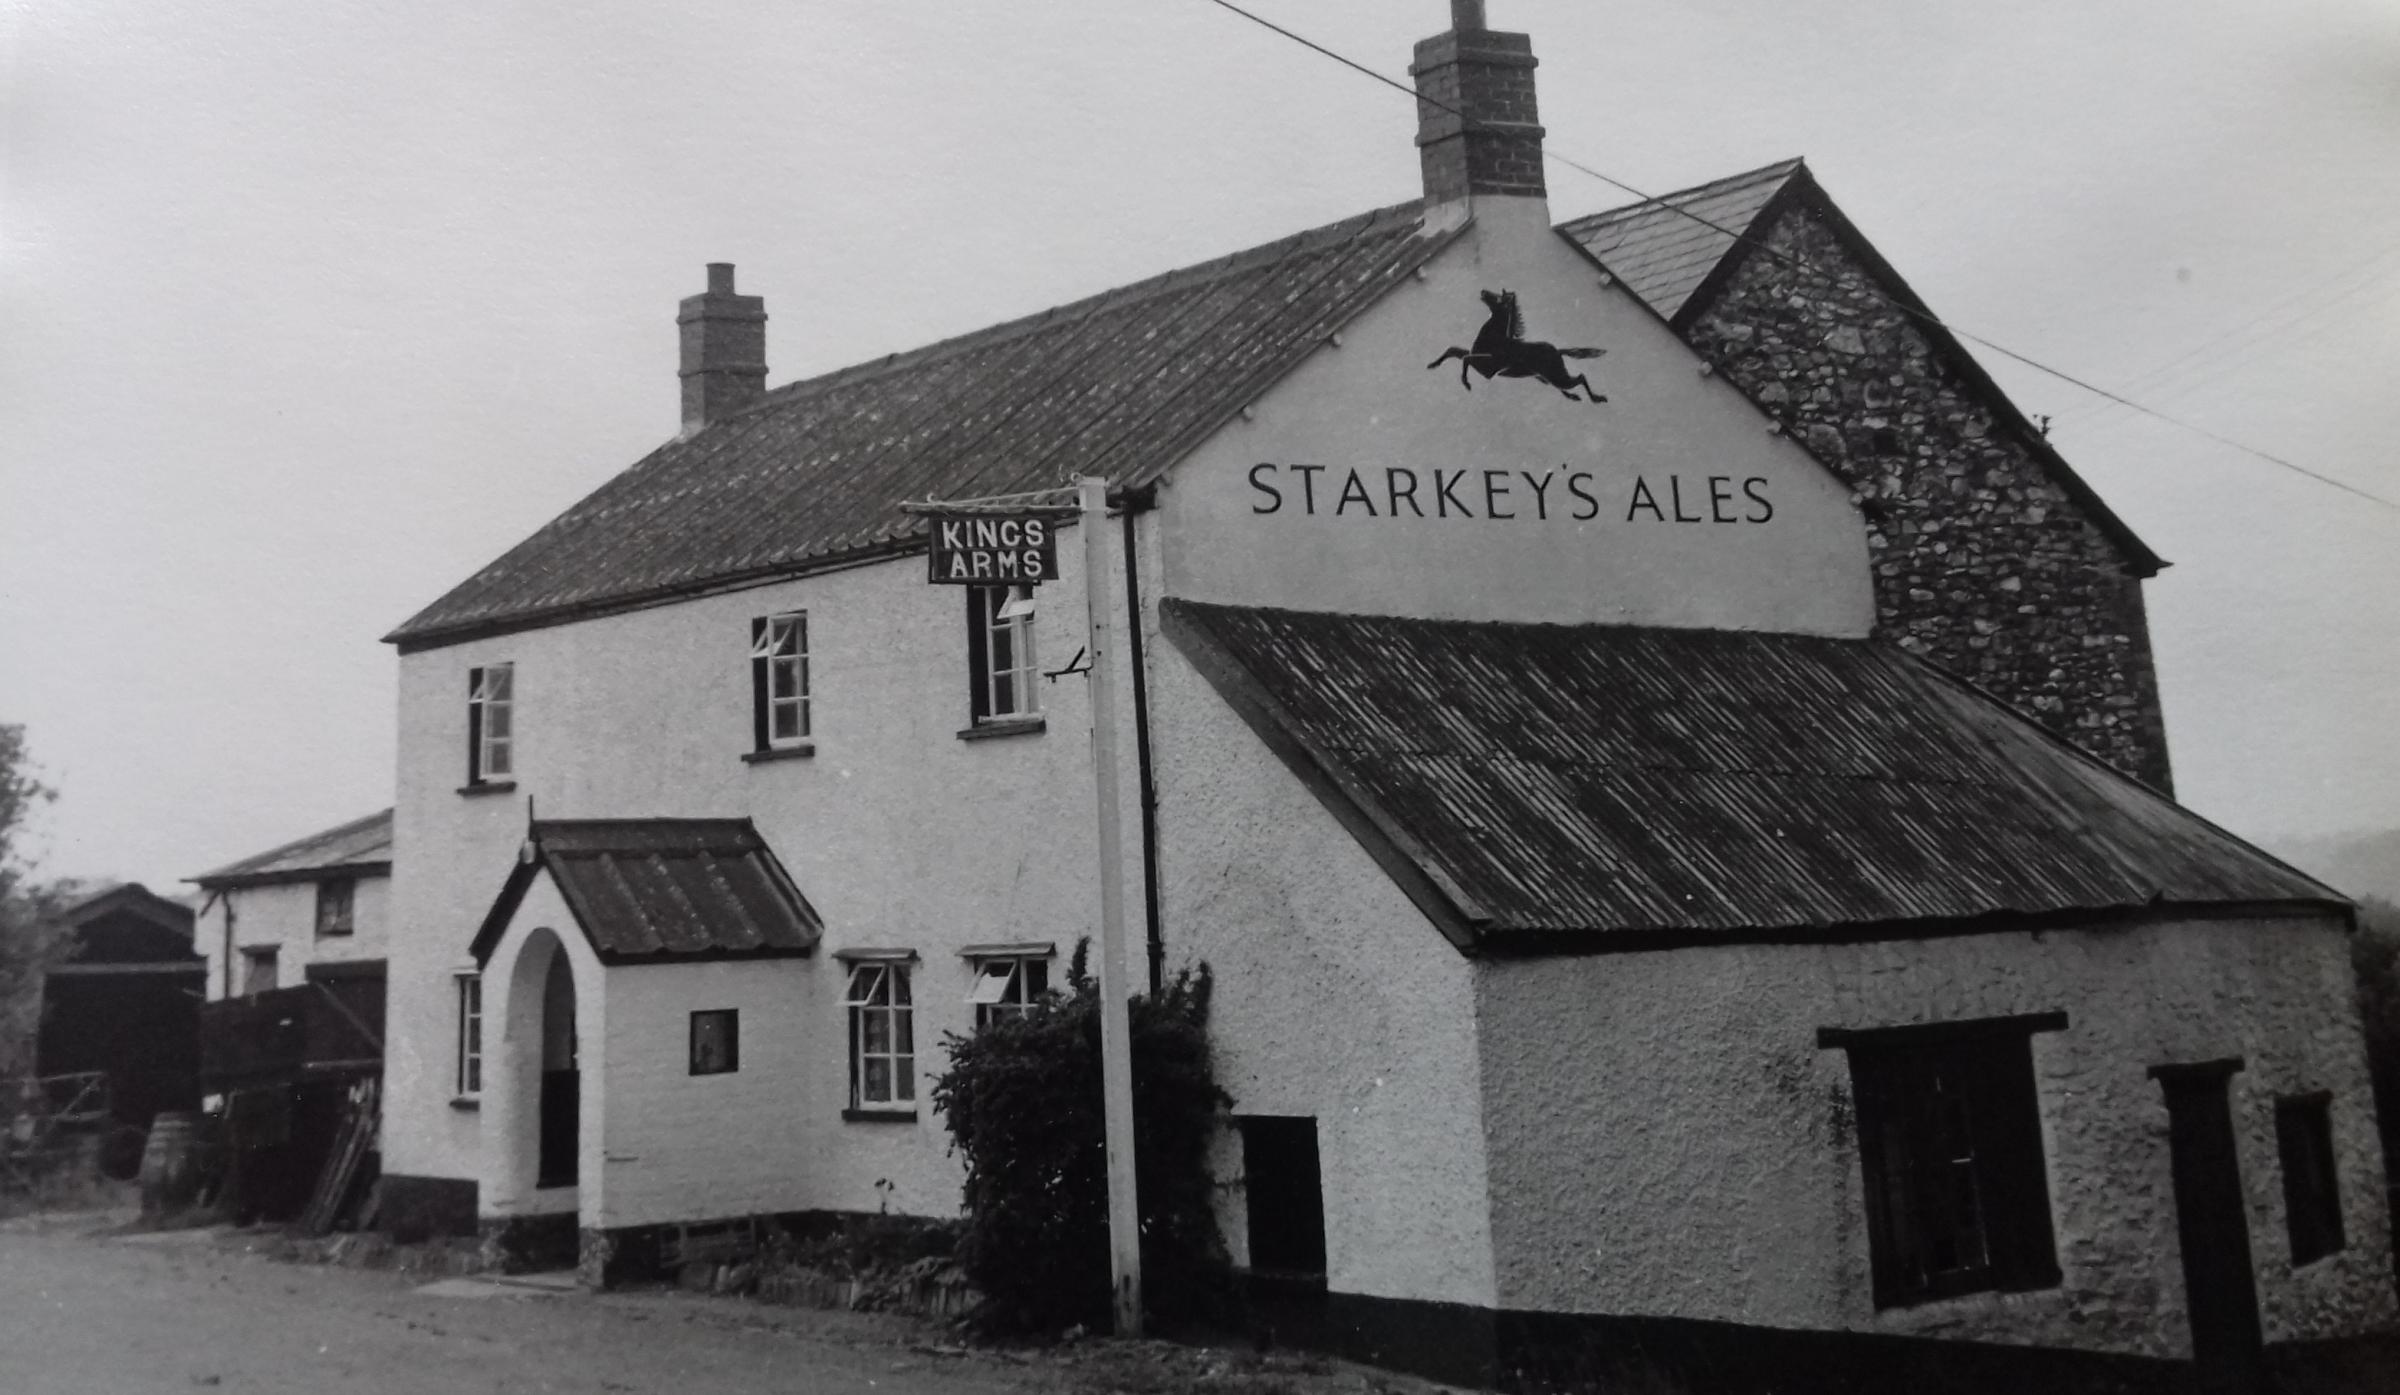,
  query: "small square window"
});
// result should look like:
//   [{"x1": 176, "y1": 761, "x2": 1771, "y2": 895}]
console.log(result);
[
  {"x1": 968, "y1": 956, "x2": 1049, "y2": 1030},
  {"x1": 689, "y1": 1009, "x2": 739, "y2": 1076},
  {"x1": 844, "y1": 962, "x2": 915, "y2": 1109},
  {"x1": 749, "y1": 612, "x2": 811, "y2": 750},
  {"x1": 315, "y1": 878, "x2": 356, "y2": 937},
  {"x1": 2276, "y1": 1093, "x2": 2345, "y2": 1265},
  {"x1": 1830, "y1": 1018, "x2": 2063, "y2": 1307}
]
